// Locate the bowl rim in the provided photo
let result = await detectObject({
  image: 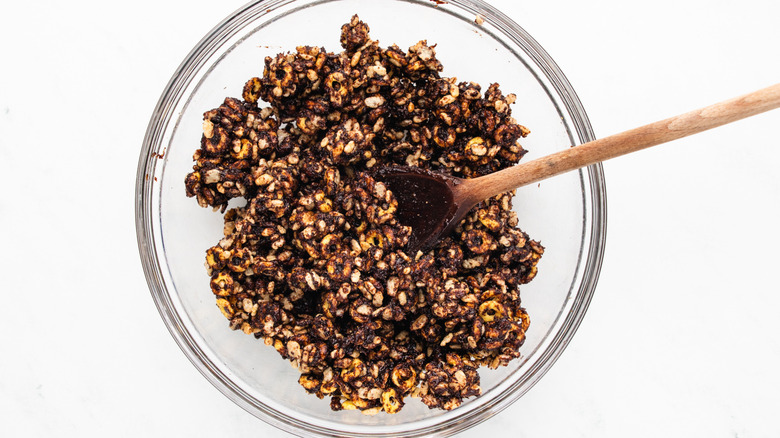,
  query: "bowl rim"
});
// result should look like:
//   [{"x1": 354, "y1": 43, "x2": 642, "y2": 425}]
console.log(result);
[{"x1": 135, "y1": 0, "x2": 607, "y2": 436}]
